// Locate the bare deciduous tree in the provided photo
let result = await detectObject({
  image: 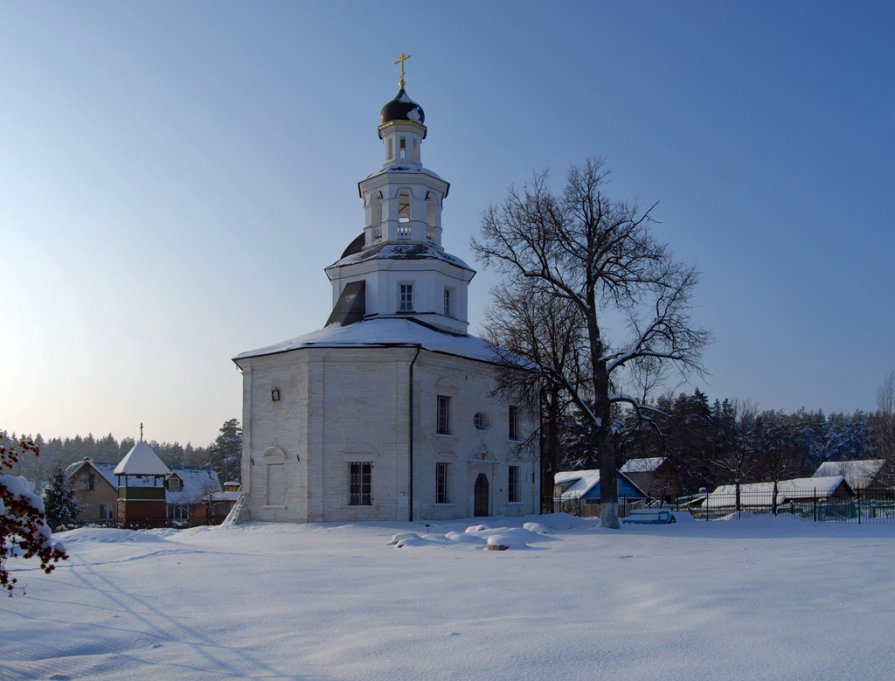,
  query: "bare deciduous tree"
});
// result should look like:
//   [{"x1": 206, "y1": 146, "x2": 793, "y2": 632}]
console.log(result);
[
  {"x1": 483, "y1": 279, "x2": 585, "y2": 511},
  {"x1": 875, "y1": 369, "x2": 895, "y2": 481},
  {"x1": 472, "y1": 158, "x2": 708, "y2": 528}
]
